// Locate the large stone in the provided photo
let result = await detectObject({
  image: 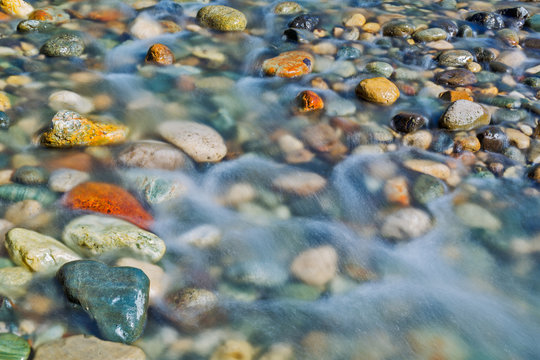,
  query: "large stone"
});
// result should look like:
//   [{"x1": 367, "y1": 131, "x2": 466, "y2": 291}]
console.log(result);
[
  {"x1": 158, "y1": 121, "x2": 227, "y2": 163},
  {"x1": 40, "y1": 33, "x2": 85, "y2": 57},
  {"x1": 117, "y1": 140, "x2": 187, "y2": 170},
  {"x1": 0, "y1": 333, "x2": 30, "y2": 360},
  {"x1": 62, "y1": 215, "x2": 166, "y2": 262},
  {"x1": 262, "y1": 51, "x2": 314, "y2": 78},
  {"x1": 34, "y1": 335, "x2": 146, "y2": 360},
  {"x1": 0, "y1": 0, "x2": 33, "y2": 17},
  {"x1": 57, "y1": 260, "x2": 150, "y2": 344},
  {"x1": 197, "y1": 5, "x2": 246, "y2": 31},
  {"x1": 355, "y1": 77, "x2": 400, "y2": 105},
  {"x1": 5, "y1": 228, "x2": 81, "y2": 273},
  {"x1": 439, "y1": 100, "x2": 490, "y2": 131},
  {"x1": 40, "y1": 110, "x2": 128, "y2": 147}
]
